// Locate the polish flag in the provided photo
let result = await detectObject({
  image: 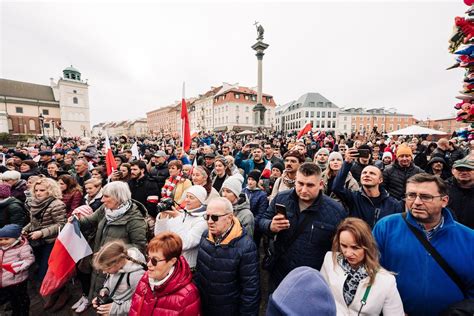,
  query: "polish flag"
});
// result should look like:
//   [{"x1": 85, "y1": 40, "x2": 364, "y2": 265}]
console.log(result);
[
  {"x1": 261, "y1": 161, "x2": 272, "y2": 178},
  {"x1": 181, "y1": 82, "x2": 191, "y2": 152},
  {"x1": 52, "y1": 137, "x2": 62, "y2": 151},
  {"x1": 40, "y1": 220, "x2": 92, "y2": 296},
  {"x1": 105, "y1": 134, "x2": 117, "y2": 176},
  {"x1": 297, "y1": 121, "x2": 313, "y2": 139}
]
